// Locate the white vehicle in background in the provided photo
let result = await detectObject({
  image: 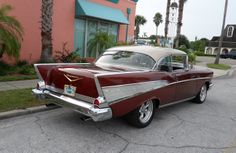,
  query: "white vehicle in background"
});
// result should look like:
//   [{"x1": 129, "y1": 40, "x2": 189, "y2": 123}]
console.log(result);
[{"x1": 135, "y1": 39, "x2": 152, "y2": 45}]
